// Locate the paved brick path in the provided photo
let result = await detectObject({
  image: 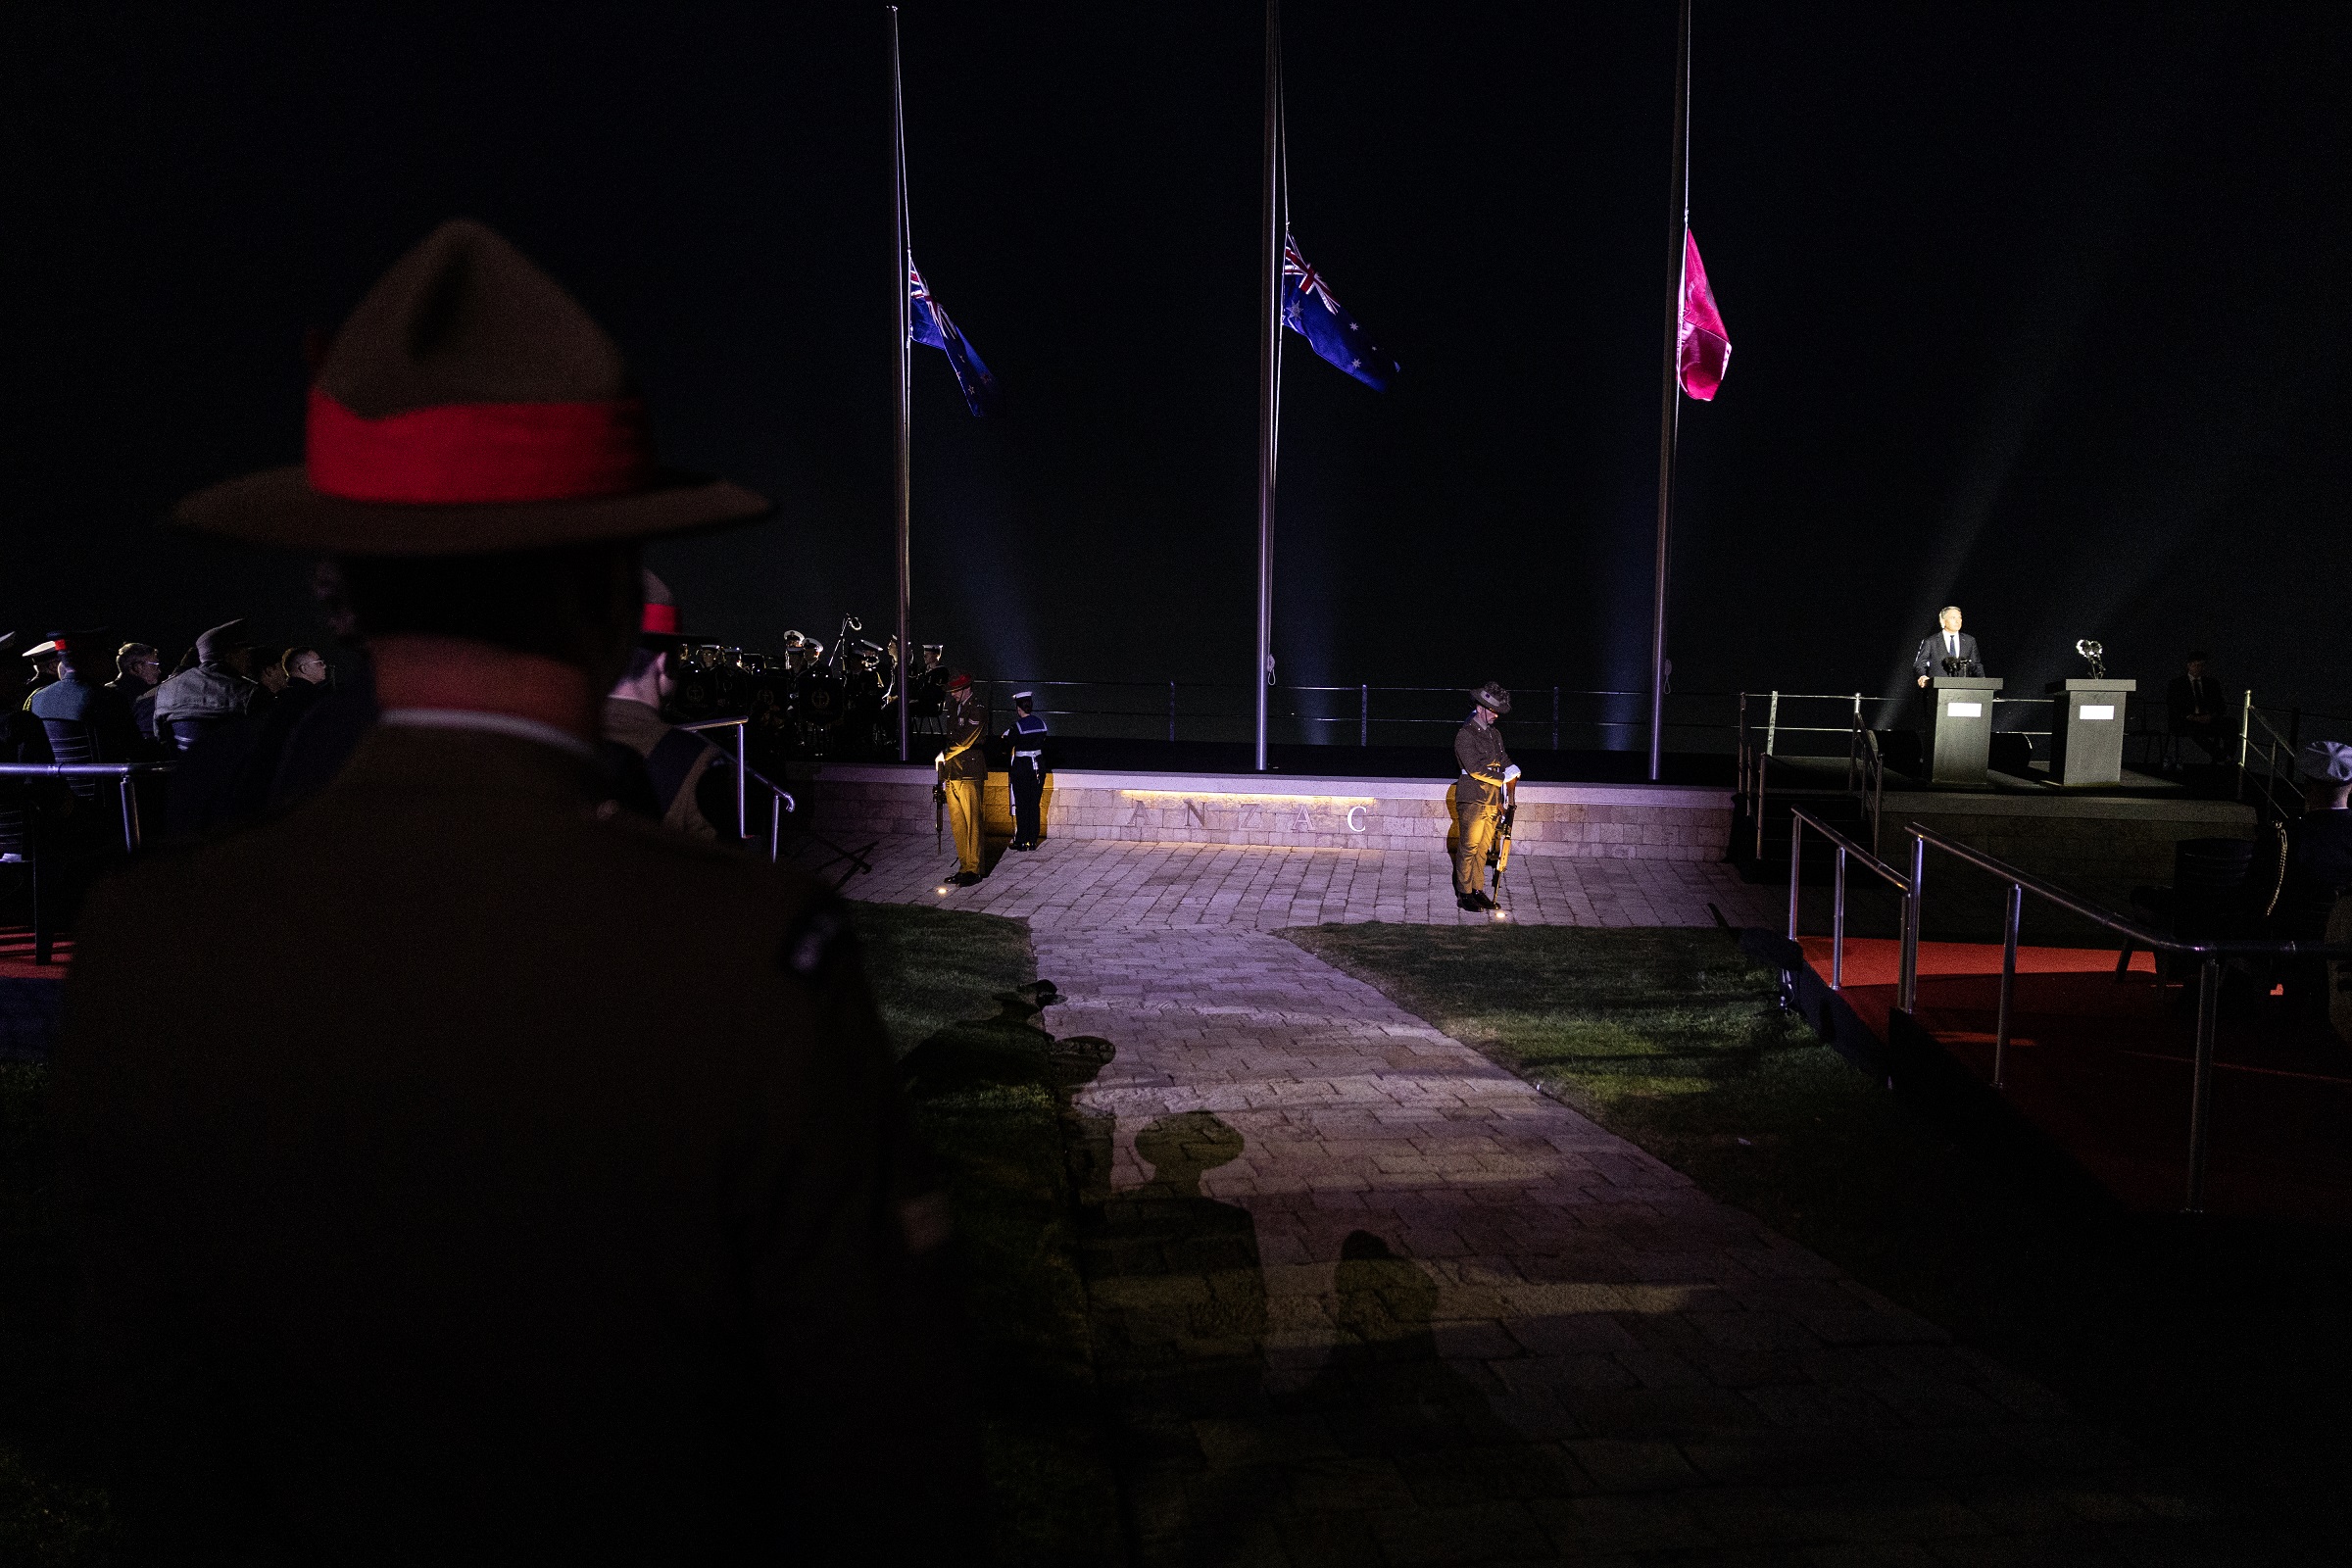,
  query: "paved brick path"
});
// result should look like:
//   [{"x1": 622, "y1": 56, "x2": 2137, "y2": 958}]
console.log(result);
[
  {"x1": 819, "y1": 834, "x2": 2284, "y2": 1563},
  {"x1": 802, "y1": 831, "x2": 1785, "y2": 930}
]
